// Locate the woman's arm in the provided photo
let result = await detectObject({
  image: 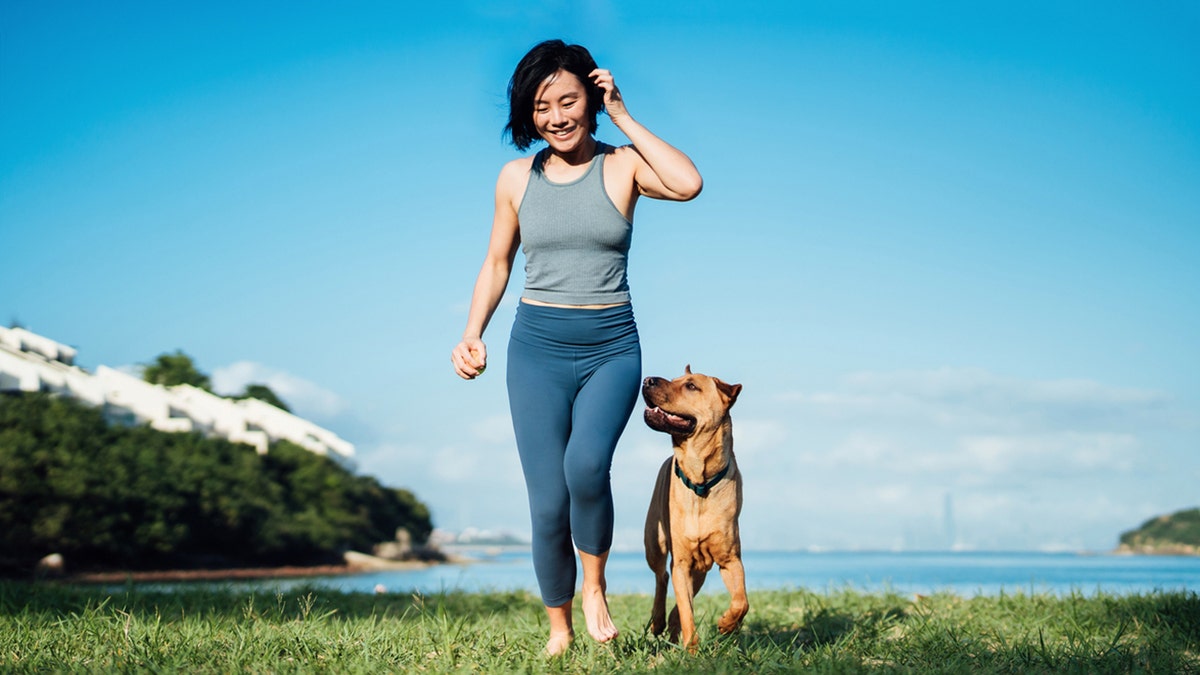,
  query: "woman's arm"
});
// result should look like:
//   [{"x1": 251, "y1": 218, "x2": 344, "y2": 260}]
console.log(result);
[
  {"x1": 451, "y1": 161, "x2": 525, "y2": 380},
  {"x1": 590, "y1": 68, "x2": 703, "y2": 202}
]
